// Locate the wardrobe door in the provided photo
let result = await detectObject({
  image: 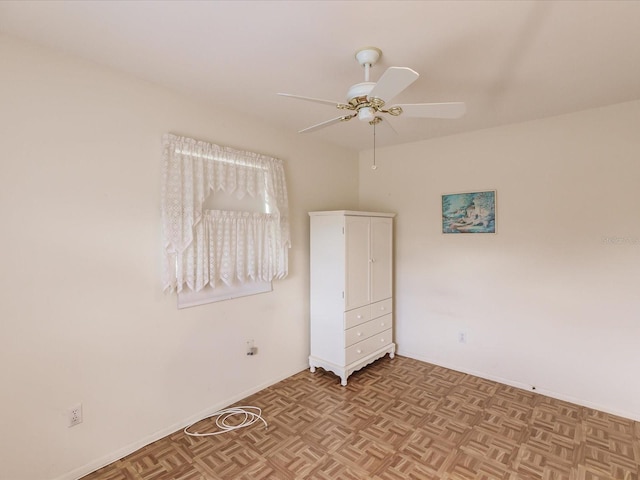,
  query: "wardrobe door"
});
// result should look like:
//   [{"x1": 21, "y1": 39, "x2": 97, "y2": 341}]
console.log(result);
[
  {"x1": 344, "y1": 216, "x2": 370, "y2": 311},
  {"x1": 370, "y1": 216, "x2": 393, "y2": 303}
]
